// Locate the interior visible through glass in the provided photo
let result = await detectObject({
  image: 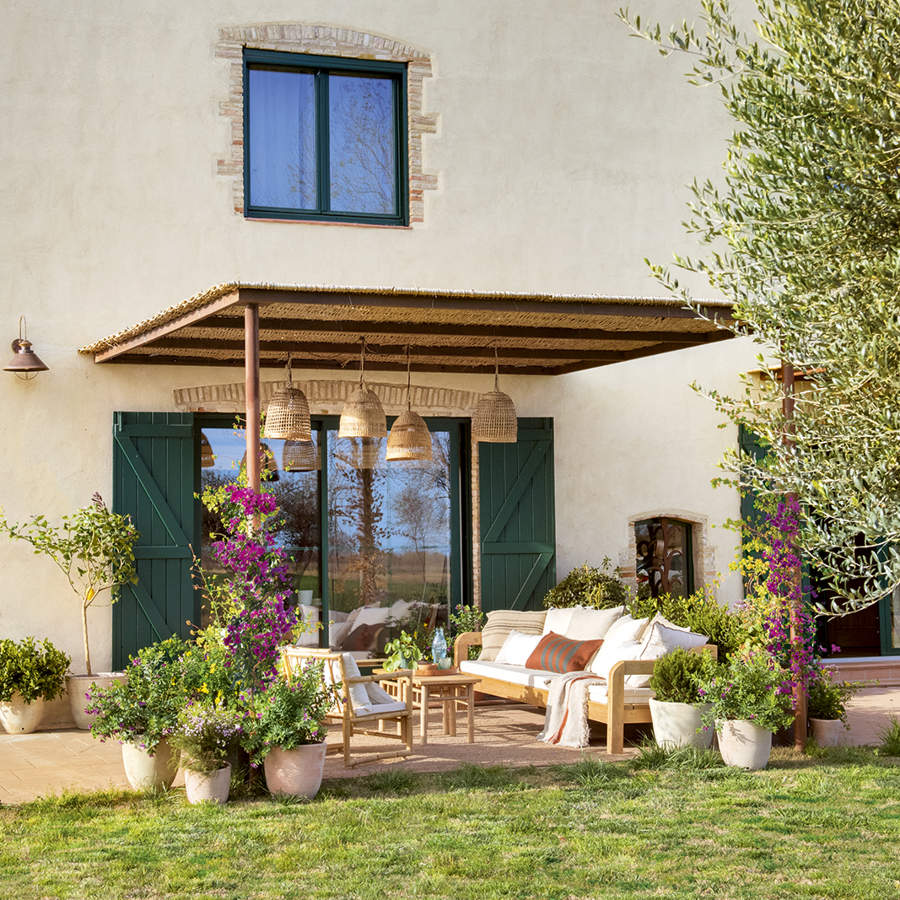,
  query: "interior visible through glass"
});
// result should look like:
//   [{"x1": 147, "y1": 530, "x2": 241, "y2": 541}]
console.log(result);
[{"x1": 635, "y1": 517, "x2": 689, "y2": 597}]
